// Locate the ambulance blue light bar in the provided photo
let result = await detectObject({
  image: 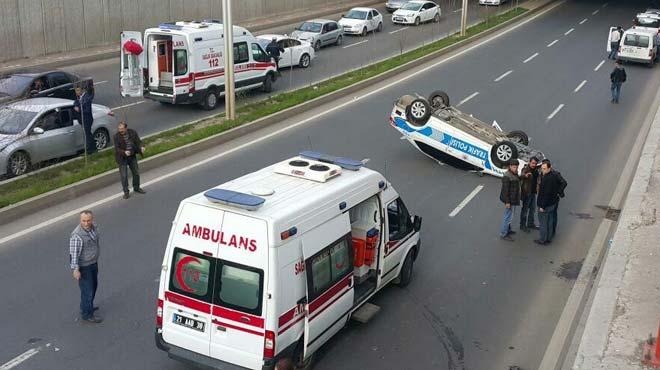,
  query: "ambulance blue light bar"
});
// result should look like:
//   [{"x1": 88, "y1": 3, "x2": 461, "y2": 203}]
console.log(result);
[
  {"x1": 159, "y1": 23, "x2": 183, "y2": 30},
  {"x1": 204, "y1": 189, "x2": 265, "y2": 211},
  {"x1": 299, "y1": 151, "x2": 363, "y2": 171}
]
